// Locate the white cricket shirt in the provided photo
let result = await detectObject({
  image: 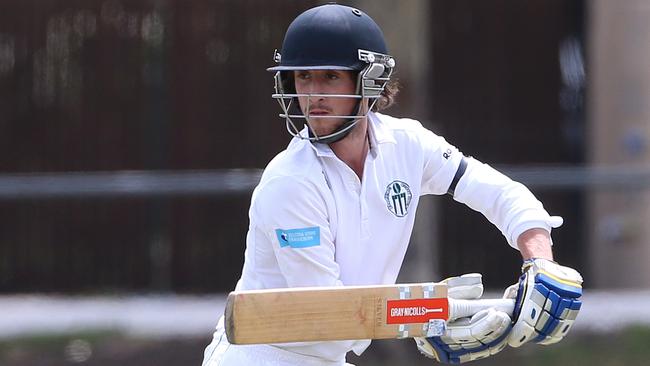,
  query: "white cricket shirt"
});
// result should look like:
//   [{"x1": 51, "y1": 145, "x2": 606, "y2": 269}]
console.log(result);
[{"x1": 217, "y1": 112, "x2": 562, "y2": 363}]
